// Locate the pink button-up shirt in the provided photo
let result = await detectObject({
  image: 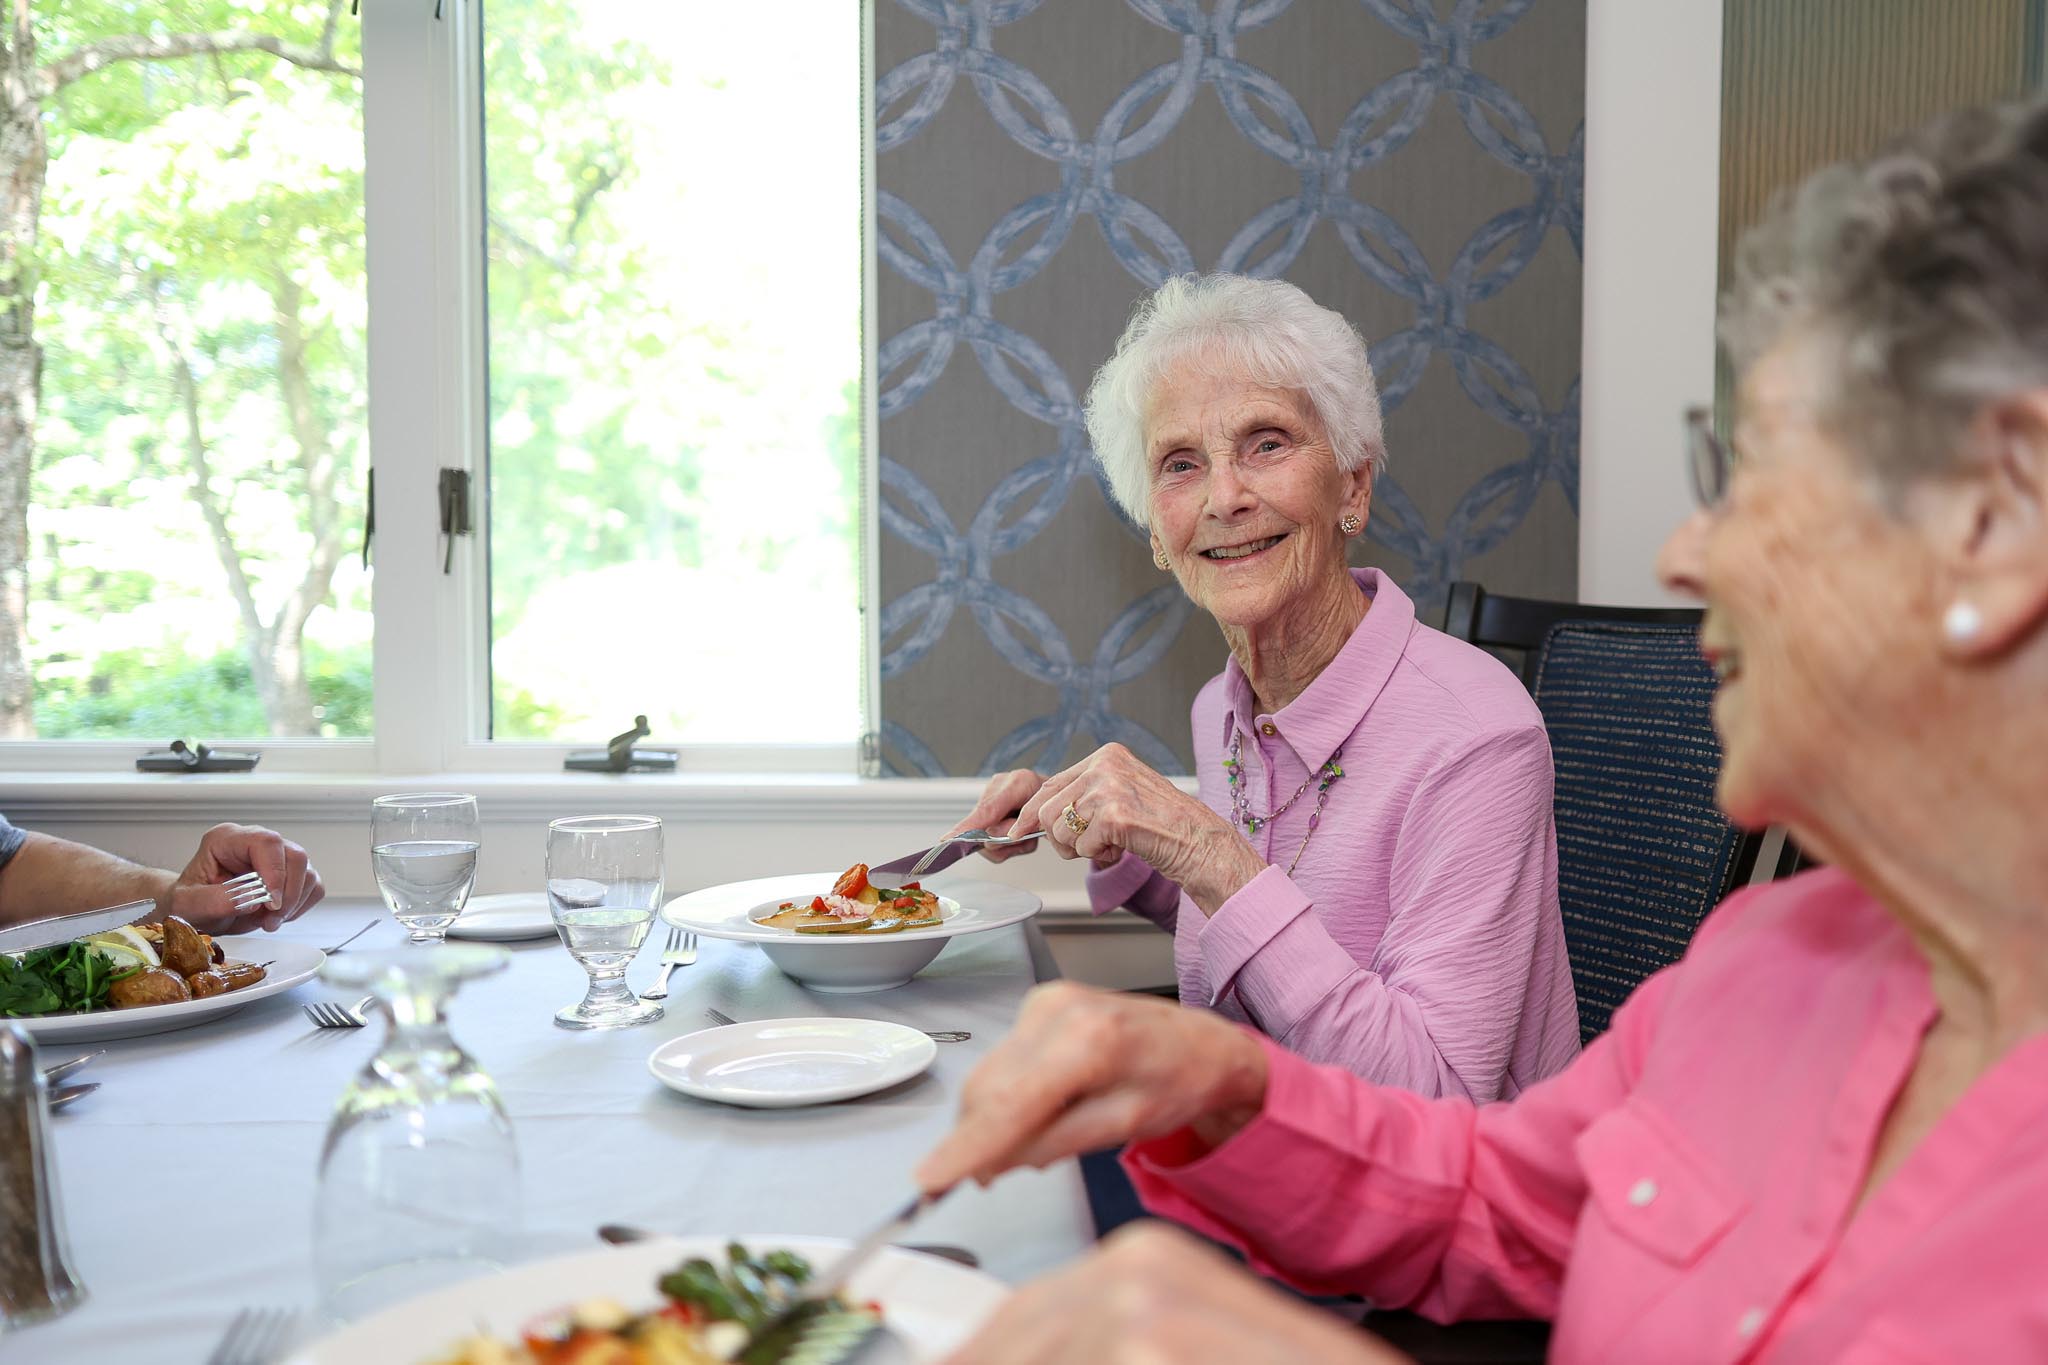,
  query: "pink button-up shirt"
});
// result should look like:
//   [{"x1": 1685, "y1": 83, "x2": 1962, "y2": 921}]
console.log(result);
[
  {"x1": 1127, "y1": 868, "x2": 2048, "y2": 1362},
  {"x1": 1086, "y1": 569, "x2": 1580, "y2": 1100}
]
